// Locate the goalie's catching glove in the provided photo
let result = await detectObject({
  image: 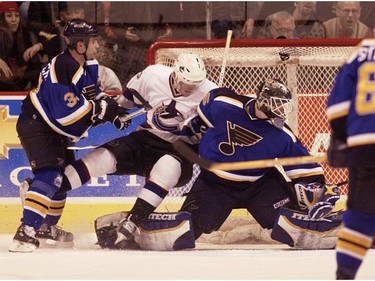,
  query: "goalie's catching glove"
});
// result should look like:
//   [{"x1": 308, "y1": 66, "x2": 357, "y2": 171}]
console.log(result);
[{"x1": 294, "y1": 182, "x2": 341, "y2": 220}]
